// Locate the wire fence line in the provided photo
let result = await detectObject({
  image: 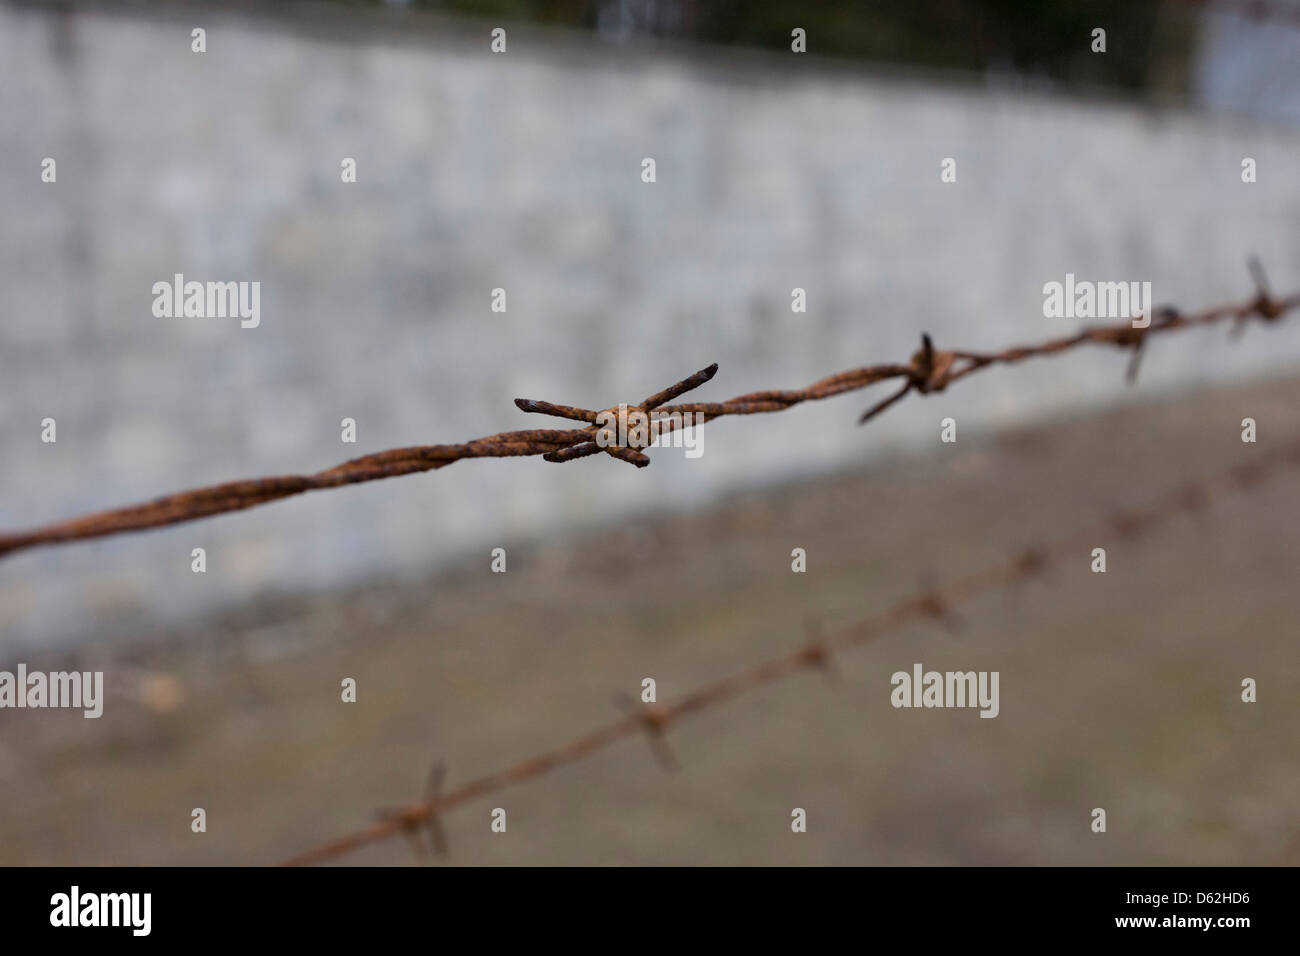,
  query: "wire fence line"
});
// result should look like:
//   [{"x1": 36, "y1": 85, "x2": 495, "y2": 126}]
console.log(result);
[
  {"x1": 0, "y1": 263, "x2": 1295, "y2": 562},
  {"x1": 279, "y1": 434, "x2": 1300, "y2": 865}
]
